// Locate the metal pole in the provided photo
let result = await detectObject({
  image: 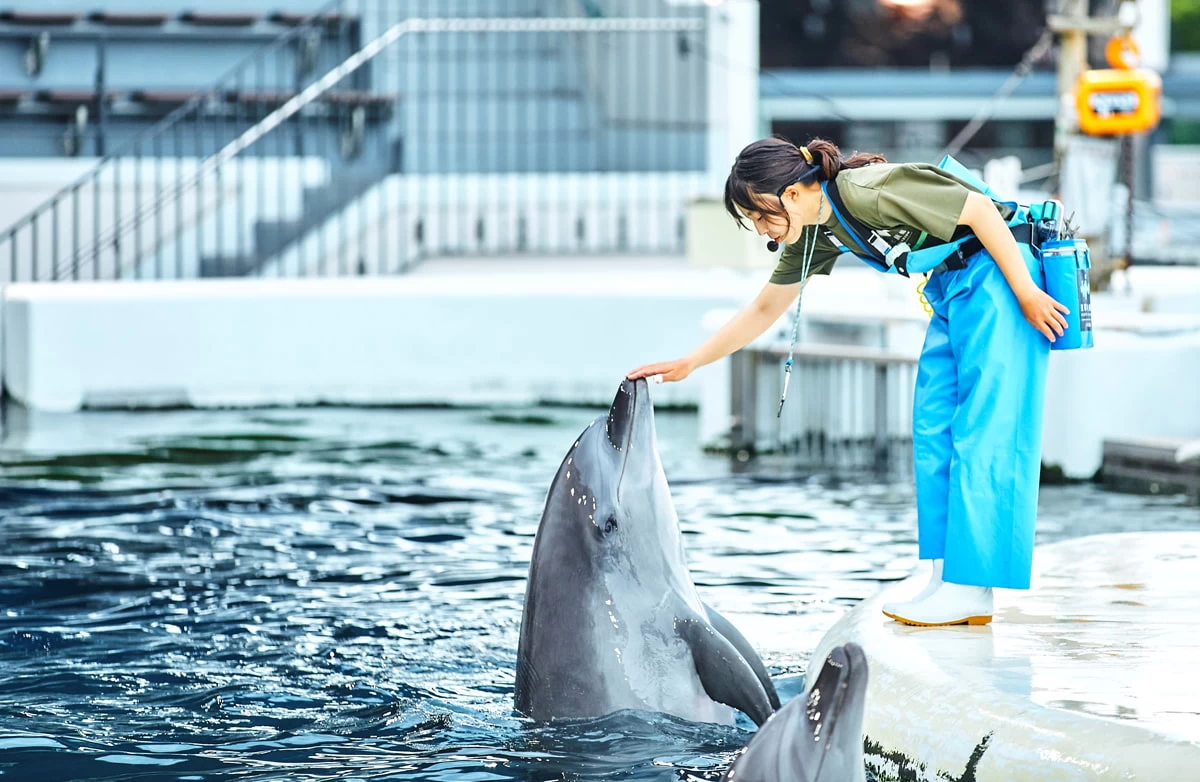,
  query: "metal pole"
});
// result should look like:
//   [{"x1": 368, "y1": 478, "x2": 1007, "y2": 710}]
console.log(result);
[
  {"x1": 30, "y1": 212, "x2": 38, "y2": 281},
  {"x1": 1053, "y1": 0, "x2": 1089, "y2": 168},
  {"x1": 113, "y1": 156, "x2": 121, "y2": 279},
  {"x1": 134, "y1": 141, "x2": 142, "y2": 279},
  {"x1": 874, "y1": 364, "x2": 889, "y2": 468},
  {"x1": 95, "y1": 37, "x2": 108, "y2": 157},
  {"x1": 72, "y1": 185, "x2": 80, "y2": 280}
]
